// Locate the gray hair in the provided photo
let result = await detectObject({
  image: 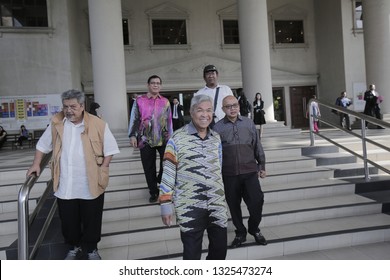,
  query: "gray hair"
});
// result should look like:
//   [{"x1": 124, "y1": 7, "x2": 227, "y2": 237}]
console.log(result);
[
  {"x1": 190, "y1": 94, "x2": 214, "y2": 113},
  {"x1": 61, "y1": 89, "x2": 85, "y2": 104}
]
